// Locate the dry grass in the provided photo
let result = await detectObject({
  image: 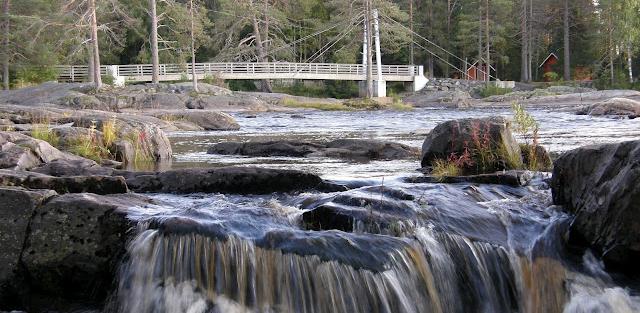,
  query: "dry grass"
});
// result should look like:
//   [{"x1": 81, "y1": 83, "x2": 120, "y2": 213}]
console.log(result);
[
  {"x1": 31, "y1": 122, "x2": 60, "y2": 147},
  {"x1": 281, "y1": 97, "x2": 351, "y2": 111}
]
